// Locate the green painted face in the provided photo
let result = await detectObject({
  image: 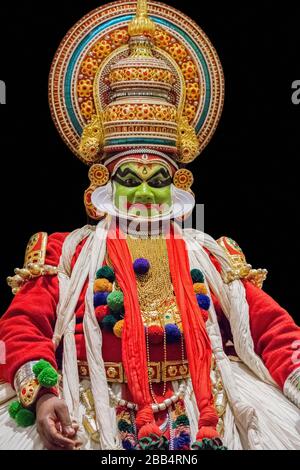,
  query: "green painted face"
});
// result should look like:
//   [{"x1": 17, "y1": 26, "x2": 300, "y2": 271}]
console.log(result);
[{"x1": 112, "y1": 161, "x2": 173, "y2": 218}]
